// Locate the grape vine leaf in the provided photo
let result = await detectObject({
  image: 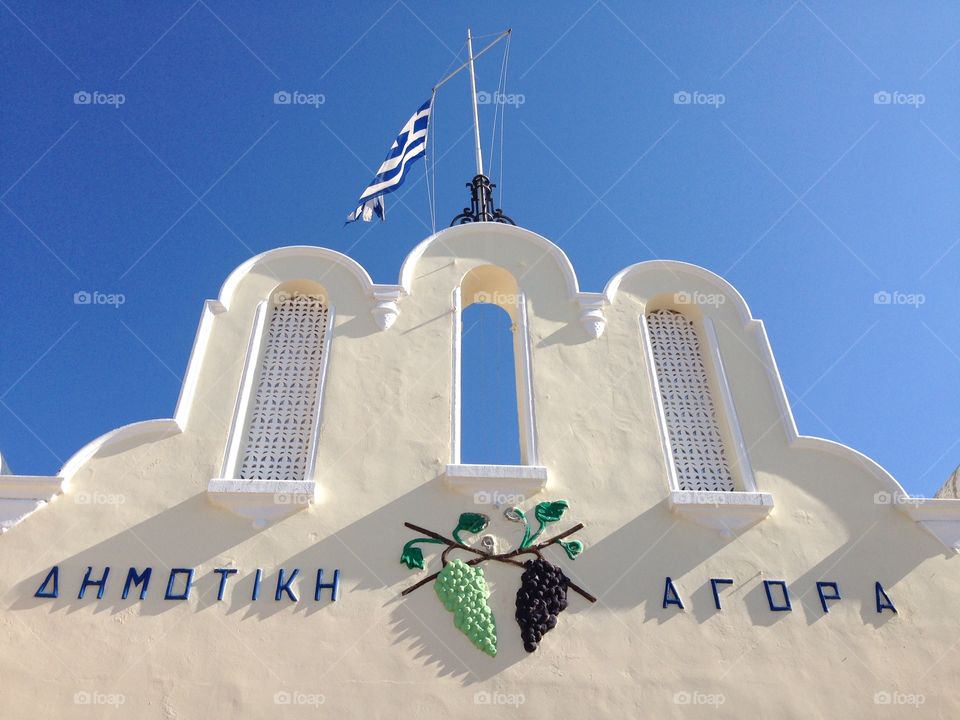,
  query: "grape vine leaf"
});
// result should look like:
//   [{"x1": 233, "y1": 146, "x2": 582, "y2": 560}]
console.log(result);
[
  {"x1": 400, "y1": 545, "x2": 425, "y2": 570},
  {"x1": 534, "y1": 500, "x2": 569, "y2": 525},
  {"x1": 453, "y1": 512, "x2": 489, "y2": 536},
  {"x1": 559, "y1": 540, "x2": 583, "y2": 560}
]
